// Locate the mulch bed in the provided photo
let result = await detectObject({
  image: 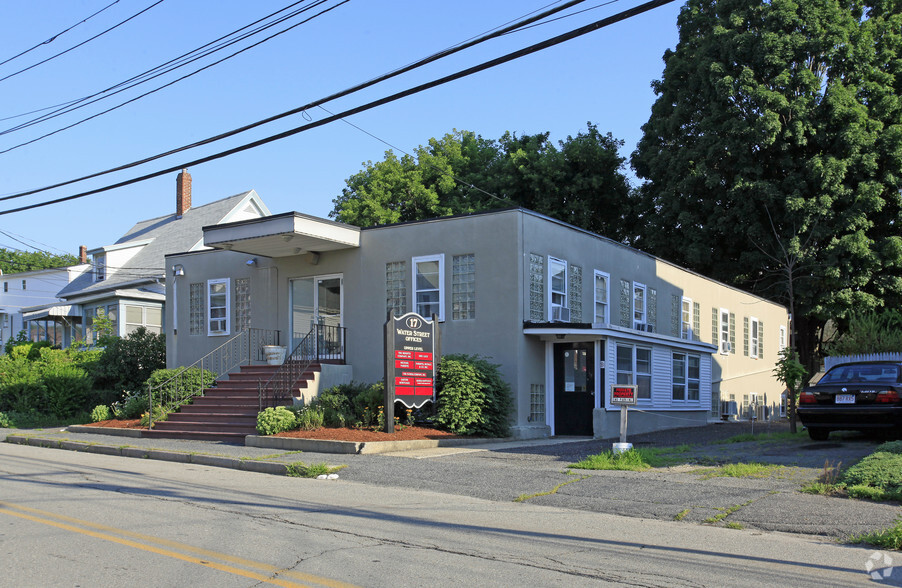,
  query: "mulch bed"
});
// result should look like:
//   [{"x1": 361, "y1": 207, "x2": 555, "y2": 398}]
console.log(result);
[
  {"x1": 84, "y1": 419, "x2": 145, "y2": 429},
  {"x1": 274, "y1": 425, "x2": 461, "y2": 442}
]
